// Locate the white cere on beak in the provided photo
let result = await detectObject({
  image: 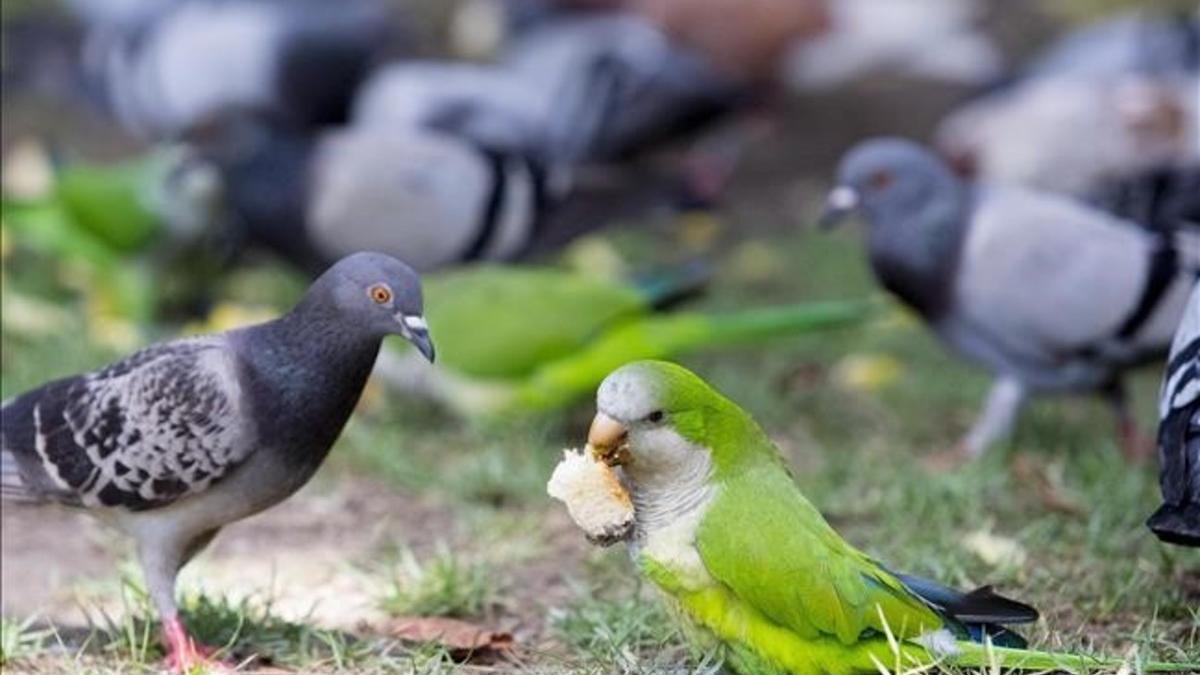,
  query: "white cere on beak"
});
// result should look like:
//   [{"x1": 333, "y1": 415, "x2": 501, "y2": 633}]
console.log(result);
[
  {"x1": 395, "y1": 313, "x2": 427, "y2": 338},
  {"x1": 827, "y1": 185, "x2": 860, "y2": 211}
]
